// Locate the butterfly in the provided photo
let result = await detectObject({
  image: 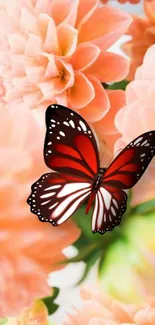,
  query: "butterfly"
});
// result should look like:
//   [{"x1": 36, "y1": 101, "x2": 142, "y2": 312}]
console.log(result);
[{"x1": 27, "y1": 104, "x2": 155, "y2": 235}]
